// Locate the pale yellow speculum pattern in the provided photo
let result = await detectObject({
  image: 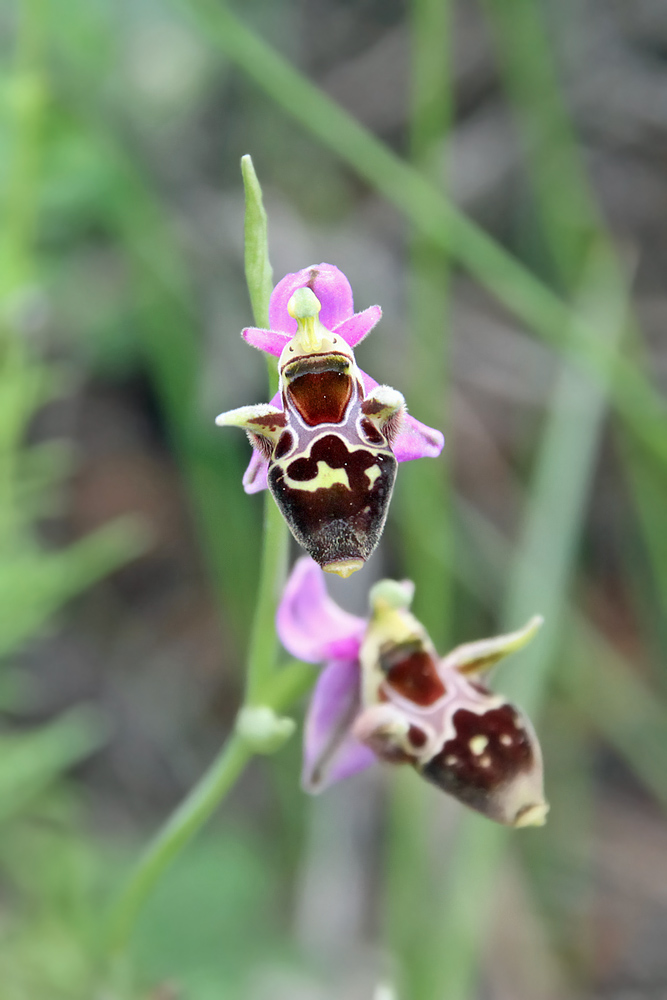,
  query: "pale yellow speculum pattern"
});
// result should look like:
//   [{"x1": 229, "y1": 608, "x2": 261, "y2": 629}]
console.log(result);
[
  {"x1": 469, "y1": 734, "x2": 489, "y2": 756},
  {"x1": 365, "y1": 464, "x2": 381, "y2": 487},
  {"x1": 284, "y1": 461, "x2": 351, "y2": 493}
]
